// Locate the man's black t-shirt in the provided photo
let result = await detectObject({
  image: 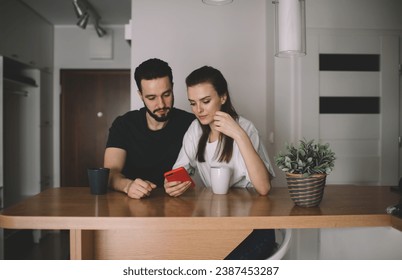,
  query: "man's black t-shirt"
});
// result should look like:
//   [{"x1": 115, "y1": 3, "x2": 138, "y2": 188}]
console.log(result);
[{"x1": 106, "y1": 107, "x2": 195, "y2": 187}]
